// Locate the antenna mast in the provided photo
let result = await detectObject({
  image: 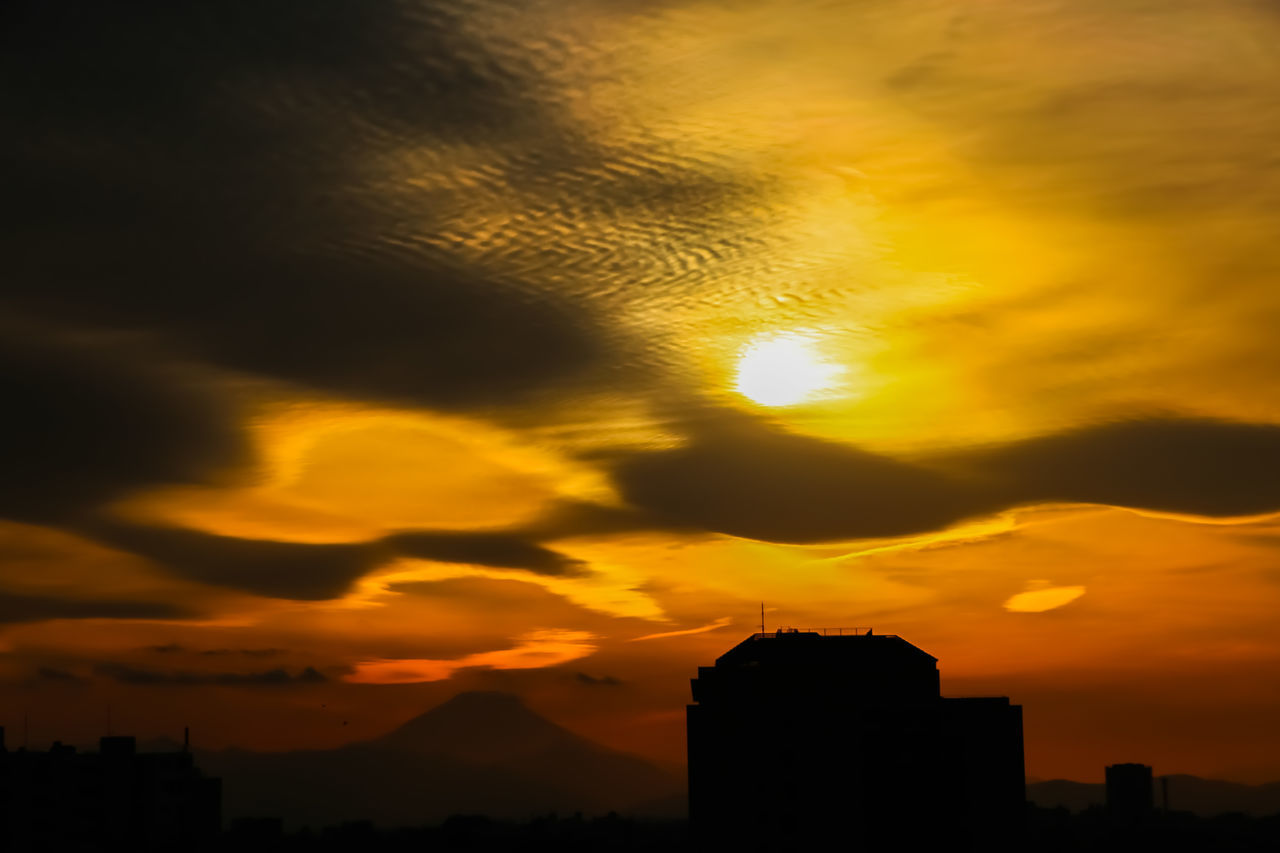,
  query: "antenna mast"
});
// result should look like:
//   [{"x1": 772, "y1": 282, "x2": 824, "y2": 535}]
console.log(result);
[{"x1": 760, "y1": 602, "x2": 765, "y2": 635}]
